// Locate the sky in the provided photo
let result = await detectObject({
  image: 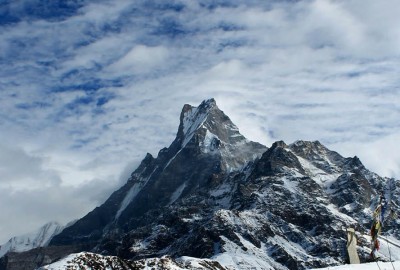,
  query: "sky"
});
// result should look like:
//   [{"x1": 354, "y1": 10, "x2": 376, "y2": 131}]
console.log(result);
[{"x1": 0, "y1": 0, "x2": 399, "y2": 243}]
